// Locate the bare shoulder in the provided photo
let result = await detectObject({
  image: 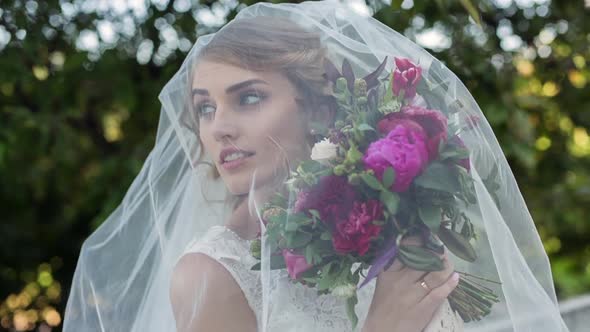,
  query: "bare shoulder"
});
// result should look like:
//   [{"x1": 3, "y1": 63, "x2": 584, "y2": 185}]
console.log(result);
[
  {"x1": 169, "y1": 253, "x2": 257, "y2": 332},
  {"x1": 170, "y1": 253, "x2": 230, "y2": 290}
]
